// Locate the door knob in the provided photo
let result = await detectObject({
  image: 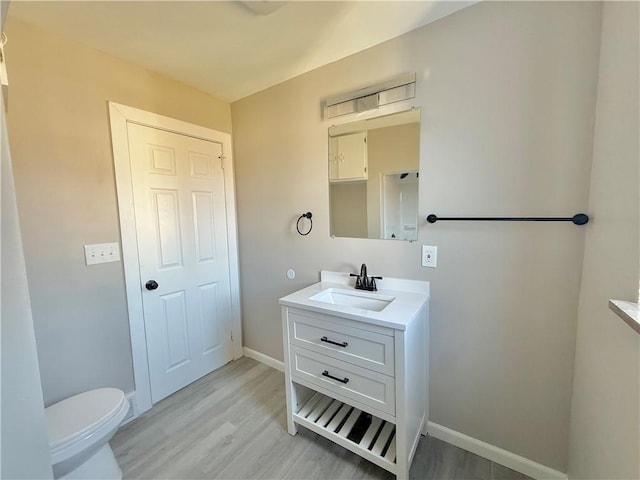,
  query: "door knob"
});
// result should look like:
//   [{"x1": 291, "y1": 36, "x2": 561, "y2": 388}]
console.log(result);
[{"x1": 145, "y1": 280, "x2": 159, "y2": 291}]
